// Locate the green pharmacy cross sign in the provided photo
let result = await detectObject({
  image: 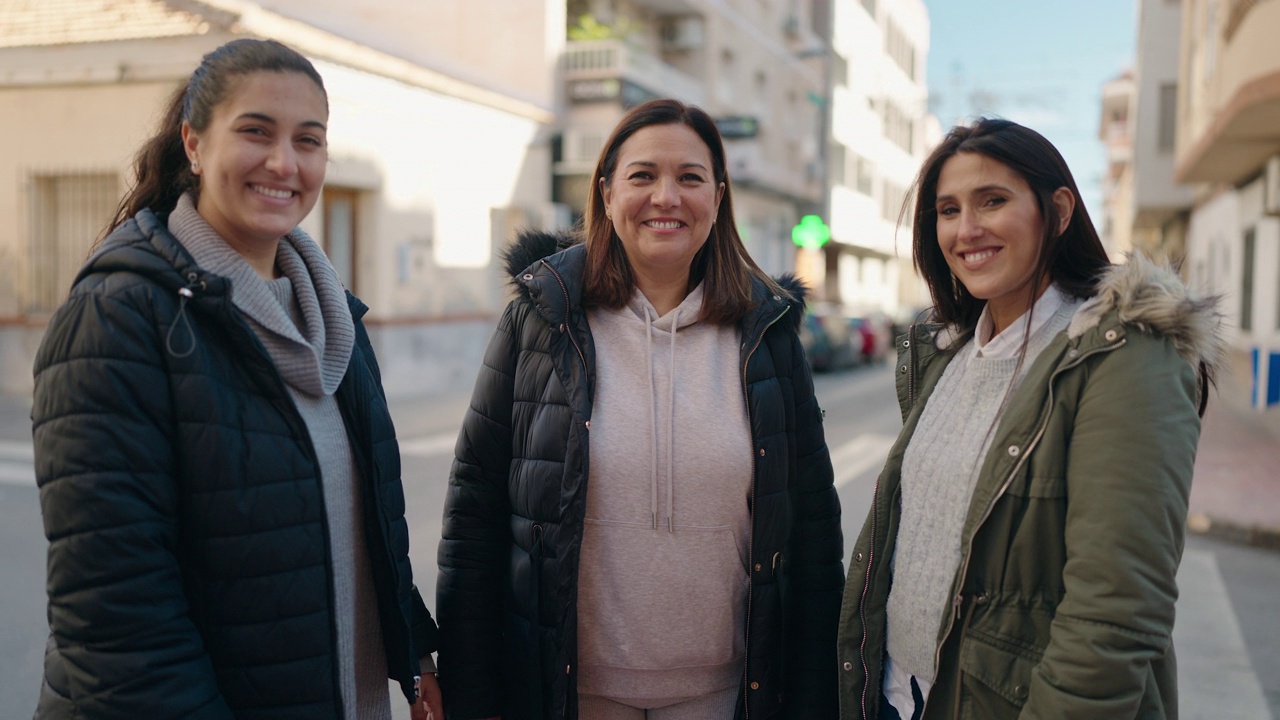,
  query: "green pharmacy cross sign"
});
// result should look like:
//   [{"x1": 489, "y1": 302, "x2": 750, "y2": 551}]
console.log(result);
[{"x1": 791, "y1": 215, "x2": 830, "y2": 249}]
